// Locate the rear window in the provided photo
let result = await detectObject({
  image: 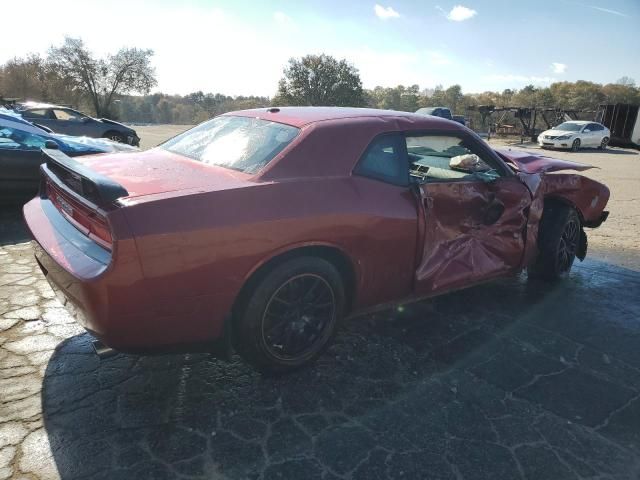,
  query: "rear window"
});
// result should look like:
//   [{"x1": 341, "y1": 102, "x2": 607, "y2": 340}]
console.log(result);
[
  {"x1": 0, "y1": 126, "x2": 48, "y2": 150},
  {"x1": 161, "y1": 116, "x2": 299, "y2": 174}
]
